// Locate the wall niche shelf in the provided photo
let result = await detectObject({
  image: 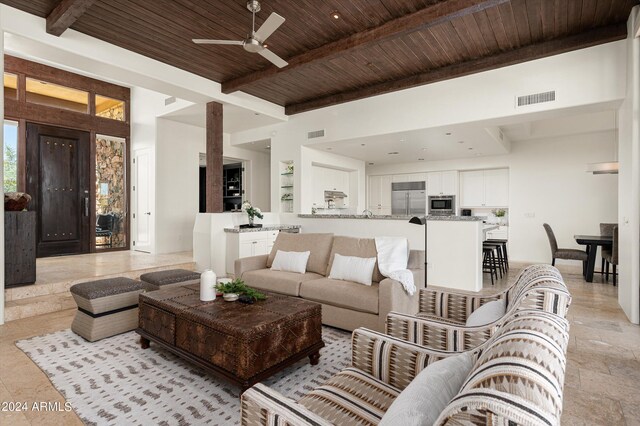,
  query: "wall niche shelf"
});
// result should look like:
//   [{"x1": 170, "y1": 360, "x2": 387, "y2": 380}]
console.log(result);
[{"x1": 280, "y1": 161, "x2": 294, "y2": 213}]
